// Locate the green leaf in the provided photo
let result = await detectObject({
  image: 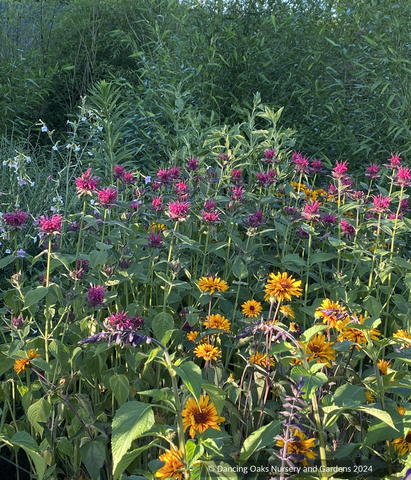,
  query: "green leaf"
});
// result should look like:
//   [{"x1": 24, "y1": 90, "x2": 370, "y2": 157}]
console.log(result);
[
  {"x1": 10, "y1": 431, "x2": 46, "y2": 480},
  {"x1": 113, "y1": 444, "x2": 154, "y2": 480},
  {"x1": 0, "y1": 255, "x2": 15, "y2": 269},
  {"x1": 174, "y1": 361, "x2": 202, "y2": 400},
  {"x1": 300, "y1": 325, "x2": 328, "y2": 343},
  {"x1": 152, "y1": 312, "x2": 174, "y2": 345},
  {"x1": 23, "y1": 287, "x2": 48, "y2": 309},
  {"x1": 333, "y1": 443, "x2": 360, "y2": 459},
  {"x1": 110, "y1": 374, "x2": 130, "y2": 406},
  {"x1": 89, "y1": 250, "x2": 108, "y2": 269},
  {"x1": 57, "y1": 437, "x2": 74, "y2": 457},
  {"x1": 112, "y1": 401, "x2": 154, "y2": 475},
  {"x1": 80, "y1": 440, "x2": 106, "y2": 480},
  {"x1": 27, "y1": 398, "x2": 52, "y2": 436},
  {"x1": 239, "y1": 420, "x2": 281, "y2": 463},
  {"x1": 290, "y1": 367, "x2": 328, "y2": 400},
  {"x1": 358, "y1": 407, "x2": 397, "y2": 431},
  {"x1": 201, "y1": 382, "x2": 226, "y2": 416},
  {"x1": 232, "y1": 256, "x2": 248, "y2": 280},
  {"x1": 186, "y1": 440, "x2": 204, "y2": 469},
  {"x1": 309, "y1": 252, "x2": 337, "y2": 265},
  {"x1": 363, "y1": 296, "x2": 382, "y2": 317},
  {"x1": 191, "y1": 461, "x2": 239, "y2": 480},
  {"x1": 332, "y1": 384, "x2": 366, "y2": 407}
]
